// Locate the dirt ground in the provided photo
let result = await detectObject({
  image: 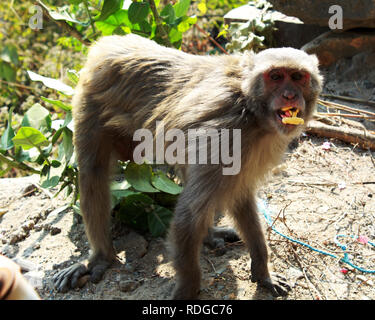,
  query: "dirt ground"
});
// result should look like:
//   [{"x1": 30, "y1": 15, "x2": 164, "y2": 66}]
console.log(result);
[{"x1": 1, "y1": 130, "x2": 374, "y2": 300}]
